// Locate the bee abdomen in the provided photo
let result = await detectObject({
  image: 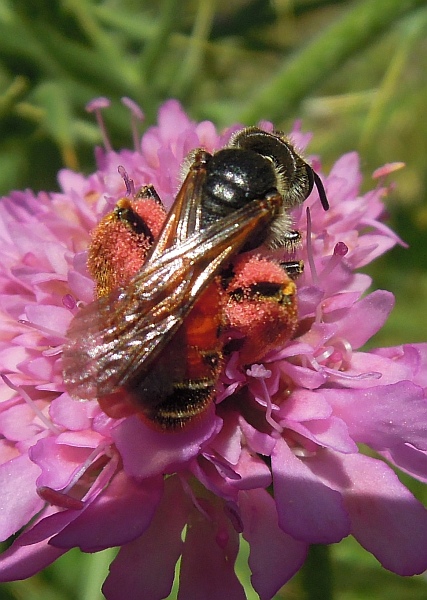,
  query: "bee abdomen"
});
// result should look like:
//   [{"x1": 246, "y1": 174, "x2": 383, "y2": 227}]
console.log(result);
[{"x1": 148, "y1": 379, "x2": 216, "y2": 429}]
